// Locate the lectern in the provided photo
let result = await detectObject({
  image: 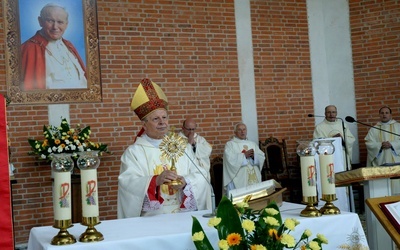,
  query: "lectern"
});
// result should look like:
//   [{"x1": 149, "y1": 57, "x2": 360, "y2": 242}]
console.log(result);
[{"x1": 336, "y1": 166, "x2": 400, "y2": 250}]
